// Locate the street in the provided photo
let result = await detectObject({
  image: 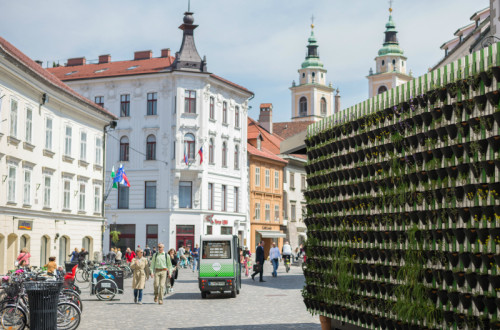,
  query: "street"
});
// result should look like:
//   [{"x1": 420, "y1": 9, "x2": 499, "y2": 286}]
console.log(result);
[{"x1": 78, "y1": 262, "x2": 320, "y2": 329}]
